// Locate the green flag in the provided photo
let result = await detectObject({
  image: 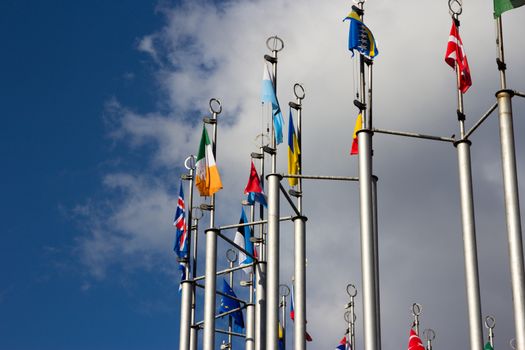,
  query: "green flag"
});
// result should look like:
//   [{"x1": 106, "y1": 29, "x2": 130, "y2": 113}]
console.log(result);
[
  {"x1": 484, "y1": 341, "x2": 494, "y2": 350},
  {"x1": 494, "y1": 0, "x2": 525, "y2": 17}
]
